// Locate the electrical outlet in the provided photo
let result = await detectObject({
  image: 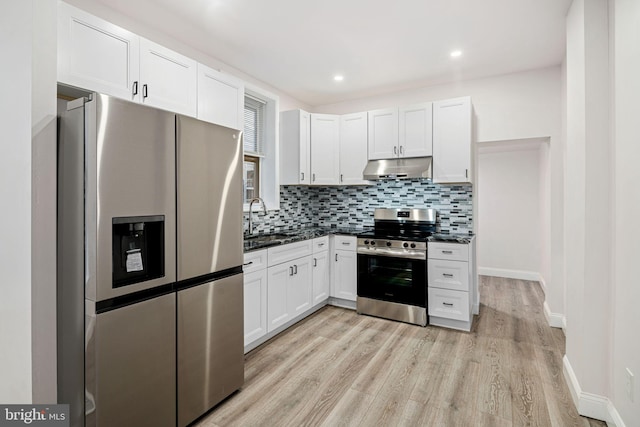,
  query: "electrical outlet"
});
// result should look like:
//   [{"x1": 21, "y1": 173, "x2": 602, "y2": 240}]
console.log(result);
[{"x1": 626, "y1": 368, "x2": 634, "y2": 402}]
